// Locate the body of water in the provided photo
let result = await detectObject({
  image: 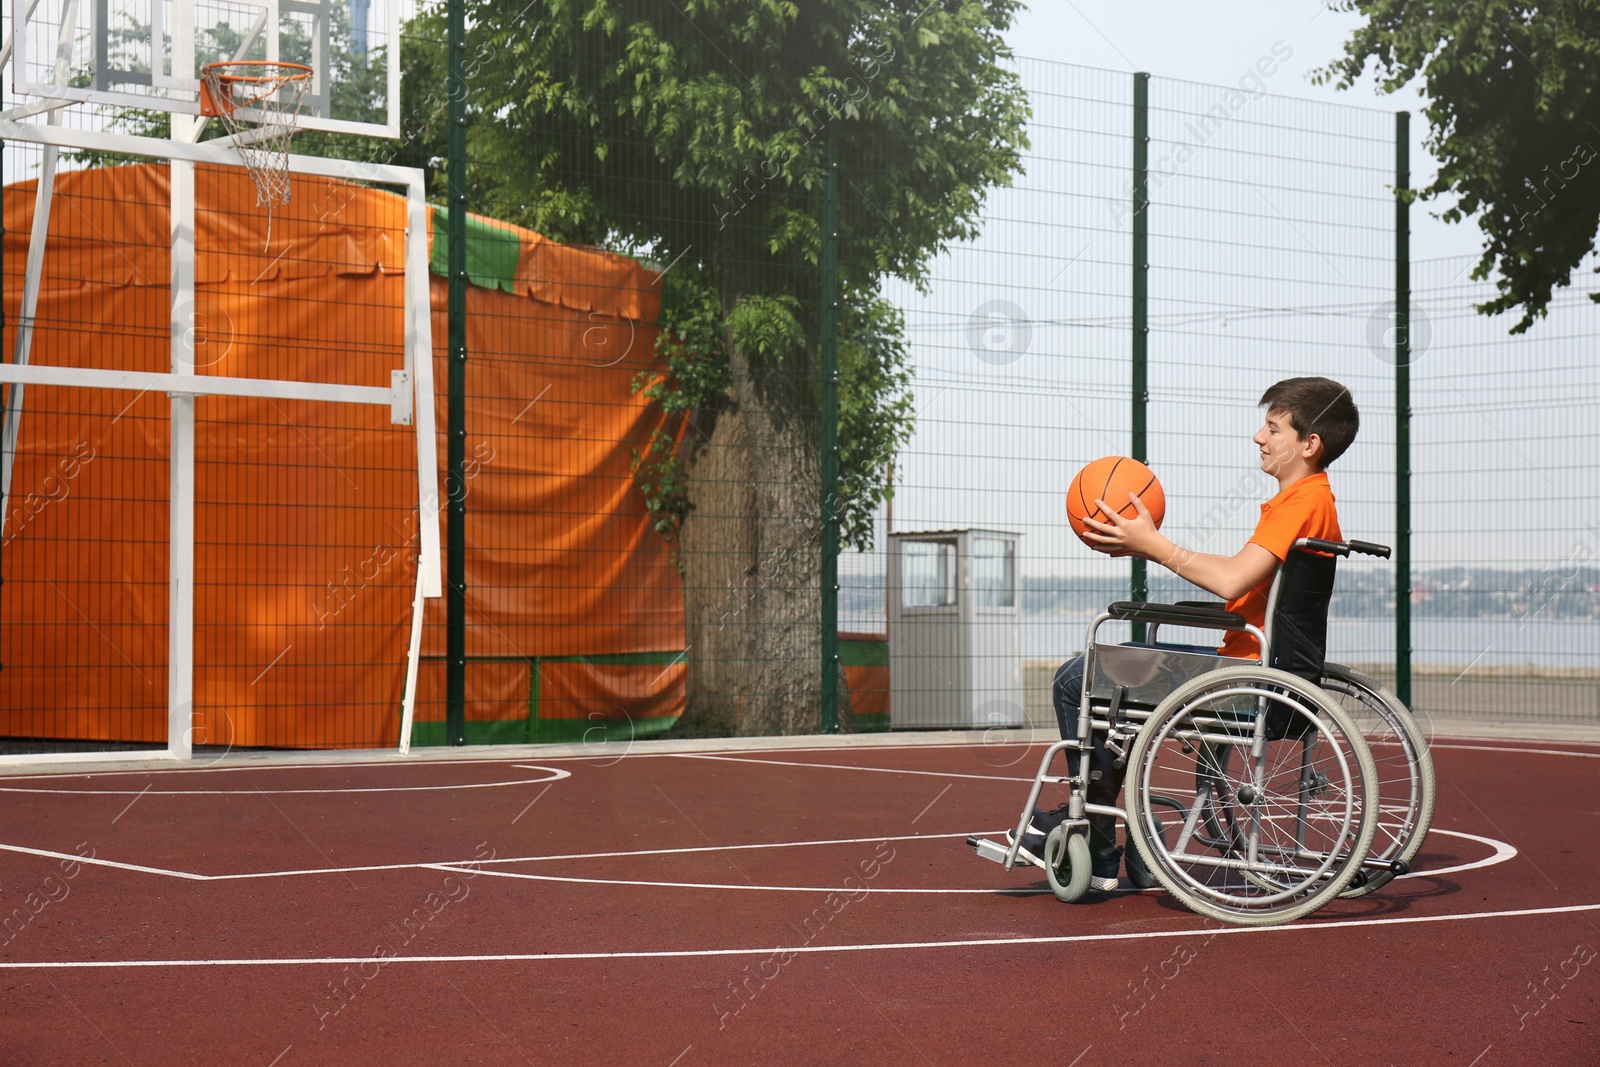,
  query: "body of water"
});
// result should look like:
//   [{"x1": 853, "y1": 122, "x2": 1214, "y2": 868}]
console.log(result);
[{"x1": 1019, "y1": 615, "x2": 1598, "y2": 668}]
